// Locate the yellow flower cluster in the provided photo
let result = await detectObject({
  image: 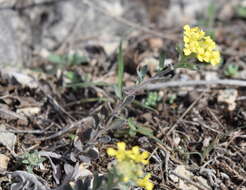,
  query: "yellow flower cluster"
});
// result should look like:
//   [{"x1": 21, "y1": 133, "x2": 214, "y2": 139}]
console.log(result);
[
  {"x1": 137, "y1": 173, "x2": 153, "y2": 190},
  {"x1": 107, "y1": 142, "x2": 149, "y2": 164},
  {"x1": 183, "y1": 25, "x2": 221, "y2": 66},
  {"x1": 107, "y1": 142, "x2": 154, "y2": 190}
]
